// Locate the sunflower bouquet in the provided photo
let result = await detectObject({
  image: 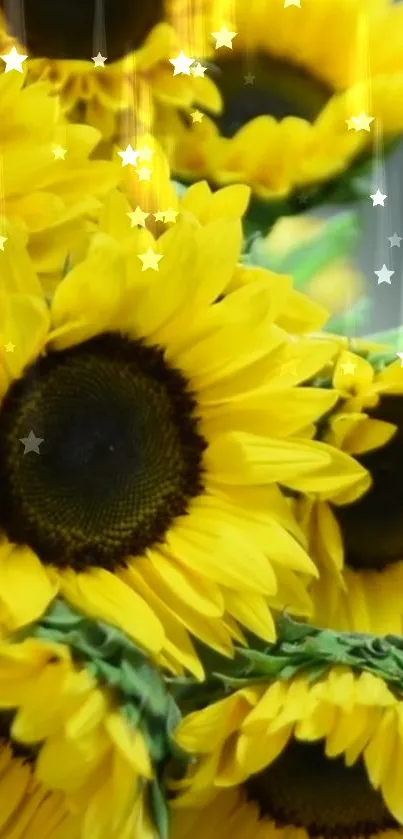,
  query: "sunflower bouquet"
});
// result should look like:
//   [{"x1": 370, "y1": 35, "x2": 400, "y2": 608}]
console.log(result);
[{"x1": 1, "y1": 1, "x2": 403, "y2": 838}]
